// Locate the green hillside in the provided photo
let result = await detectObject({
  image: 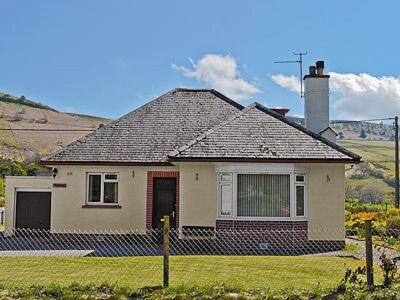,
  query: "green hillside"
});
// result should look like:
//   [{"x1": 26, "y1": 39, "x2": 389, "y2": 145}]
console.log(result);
[
  {"x1": 338, "y1": 140, "x2": 396, "y2": 203},
  {"x1": 0, "y1": 92, "x2": 110, "y2": 162},
  {"x1": 0, "y1": 92, "x2": 56, "y2": 111}
]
